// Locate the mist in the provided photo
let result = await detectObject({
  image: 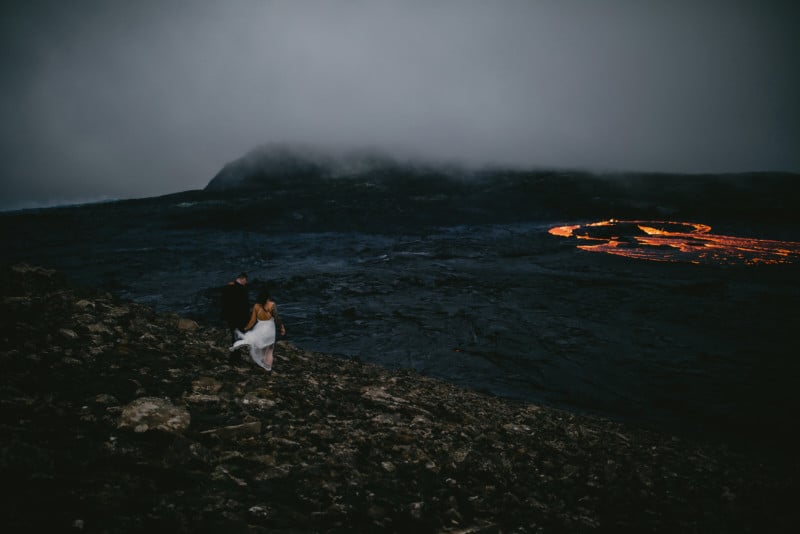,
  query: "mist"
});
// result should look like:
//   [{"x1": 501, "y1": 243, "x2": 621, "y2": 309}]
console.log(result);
[{"x1": 1, "y1": 0, "x2": 798, "y2": 210}]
